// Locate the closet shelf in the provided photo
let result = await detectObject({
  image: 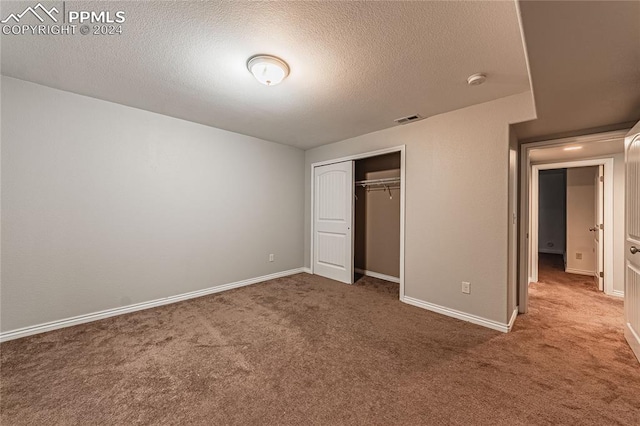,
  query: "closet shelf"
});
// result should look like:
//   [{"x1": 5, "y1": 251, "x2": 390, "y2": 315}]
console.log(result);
[{"x1": 355, "y1": 177, "x2": 401, "y2": 187}]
